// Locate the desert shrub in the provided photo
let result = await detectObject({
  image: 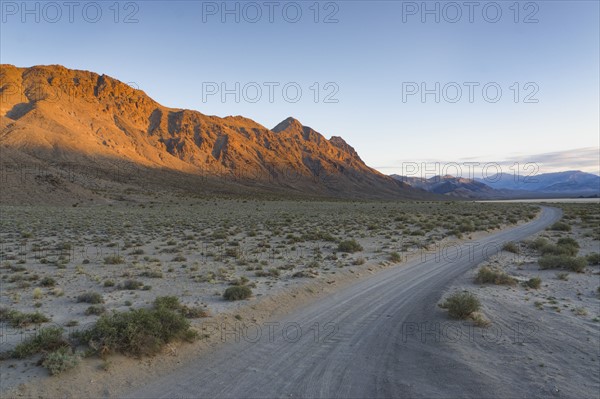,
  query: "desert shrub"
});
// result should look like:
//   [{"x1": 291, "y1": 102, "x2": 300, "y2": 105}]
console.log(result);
[
  {"x1": 353, "y1": 257, "x2": 366, "y2": 266},
  {"x1": 103, "y1": 280, "x2": 115, "y2": 287},
  {"x1": 140, "y1": 270, "x2": 163, "y2": 278},
  {"x1": 223, "y1": 286, "x2": 252, "y2": 301},
  {"x1": 75, "y1": 307, "x2": 196, "y2": 357},
  {"x1": 77, "y1": 292, "x2": 104, "y2": 304},
  {"x1": 442, "y1": 291, "x2": 480, "y2": 319},
  {"x1": 12, "y1": 327, "x2": 68, "y2": 359},
  {"x1": 40, "y1": 277, "x2": 56, "y2": 287},
  {"x1": 540, "y1": 244, "x2": 577, "y2": 257},
  {"x1": 154, "y1": 296, "x2": 181, "y2": 310},
  {"x1": 539, "y1": 255, "x2": 587, "y2": 272},
  {"x1": 33, "y1": 288, "x2": 43, "y2": 300},
  {"x1": 42, "y1": 347, "x2": 80, "y2": 375},
  {"x1": 525, "y1": 277, "x2": 542, "y2": 289},
  {"x1": 475, "y1": 267, "x2": 517, "y2": 286},
  {"x1": 85, "y1": 305, "x2": 106, "y2": 316},
  {"x1": 337, "y1": 239, "x2": 363, "y2": 253},
  {"x1": 529, "y1": 237, "x2": 549, "y2": 250},
  {"x1": 556, "y1": 237, "x2": 579, "y2": 248},
  {"x1": 389, "y1": 252, "x2": 402, "y2": 262},
  {"x1": 104, "y1": 255, "x2": 124, "y2": 265},
  {"x1": 556, "y1": 272, "x2": 569, "y2": 281},
  {"x1": 292, "y1": 270, "x2": 317, "y2": 278},
  {"x1": 255, "y1": 268, "x2": 280, "y2": 278},
  {"x1": 586, "y1": 252, "x2": 600, "y2": 265},
  {"x1": 153, "y1": 296, "x2": 208, "y2": 318},
  {"x1": 0, "y1": 309, "x2": 50, "y2": 327},
  {"x1": 180, "y1": 306, "x2": 209, "y2": 319},
  {"x1": 119, "y1": 280, "x2": 144, "y2": 290},
  {"x1": 549, "y1": 221, "x2": 571, "y2": 232},
  {"x1": 502, "y1": 242, "x2": 519, "y2": 254}
]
